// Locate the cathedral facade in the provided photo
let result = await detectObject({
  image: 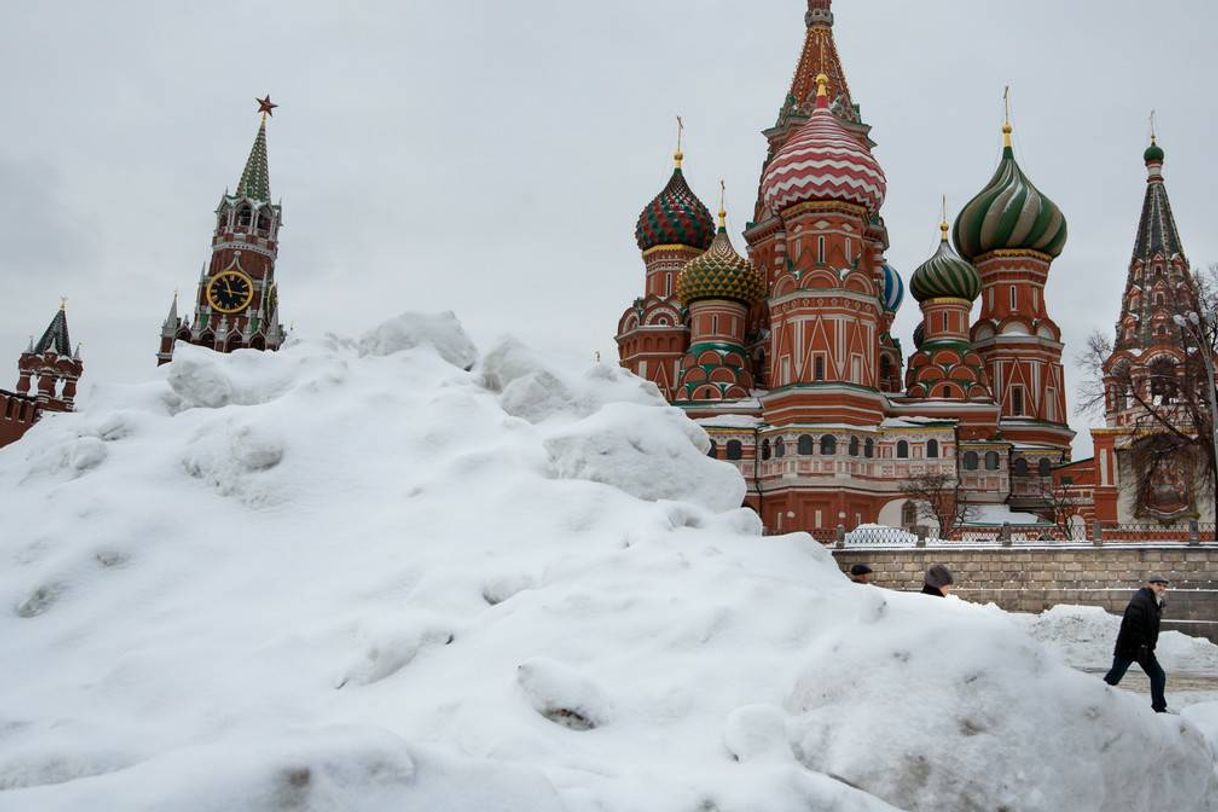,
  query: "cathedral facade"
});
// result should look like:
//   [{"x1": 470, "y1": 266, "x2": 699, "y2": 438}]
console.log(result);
[{"x1": 615, "y1": 0, "x2": 1202, "y2": 537}]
